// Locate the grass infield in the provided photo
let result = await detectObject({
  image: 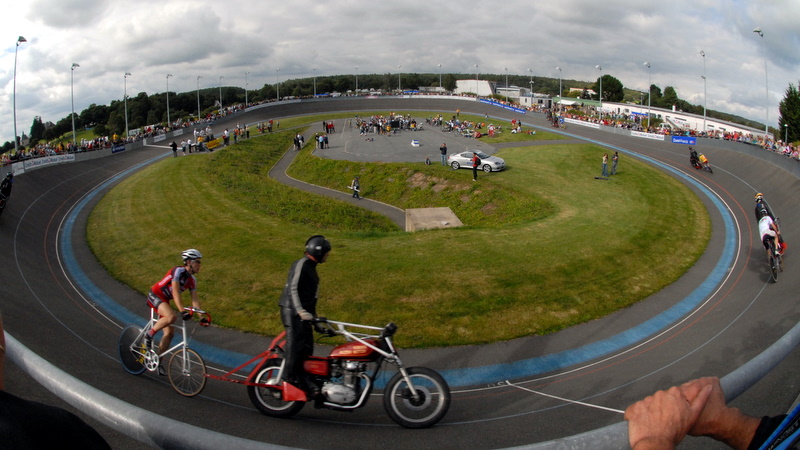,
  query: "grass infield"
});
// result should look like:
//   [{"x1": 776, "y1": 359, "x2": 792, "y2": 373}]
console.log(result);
[{"x1": 87, "y1": 114, "x2": 710, "y2": 348}]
